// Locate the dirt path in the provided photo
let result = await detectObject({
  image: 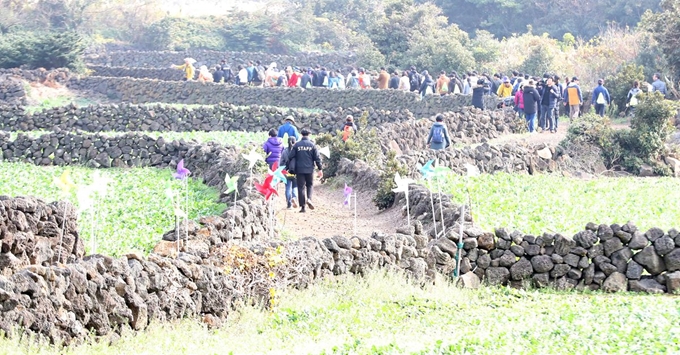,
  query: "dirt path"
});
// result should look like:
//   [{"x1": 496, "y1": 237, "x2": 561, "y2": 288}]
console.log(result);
[{"x1": 271, "y1": 181, "x2": 404, "y2": 239}]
